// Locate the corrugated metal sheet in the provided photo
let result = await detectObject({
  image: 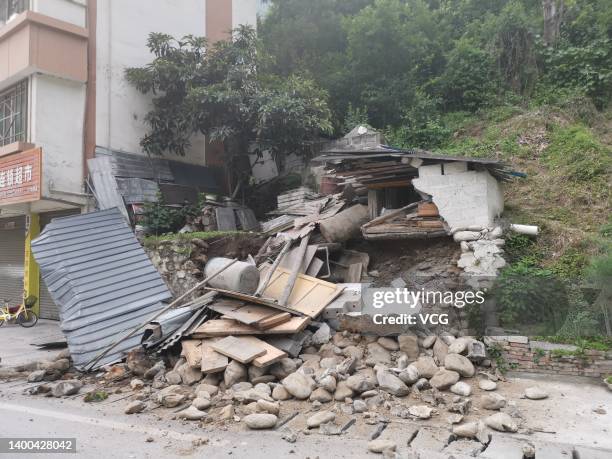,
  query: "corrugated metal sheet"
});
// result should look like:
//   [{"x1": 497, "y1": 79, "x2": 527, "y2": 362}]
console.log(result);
[
  {"x1": 31, "y1": 208, "x2": 173, "y2": 370},
  {"x1": 116, "y1": 178, "x2": 160, "y2": 204}
]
